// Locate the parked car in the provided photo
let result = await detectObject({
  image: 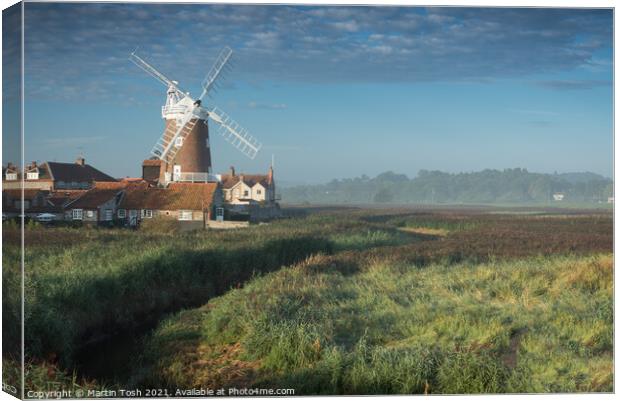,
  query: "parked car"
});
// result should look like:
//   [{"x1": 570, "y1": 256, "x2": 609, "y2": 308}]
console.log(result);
[{"x1": 35, "y1": 213, "x2": 57, "y2": 223}]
